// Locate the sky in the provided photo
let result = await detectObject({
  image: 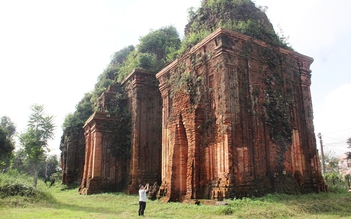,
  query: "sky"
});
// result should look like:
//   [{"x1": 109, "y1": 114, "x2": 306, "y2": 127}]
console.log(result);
[{"x1": 0, "y1": 0, "x2": 350, "y2": 158}]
